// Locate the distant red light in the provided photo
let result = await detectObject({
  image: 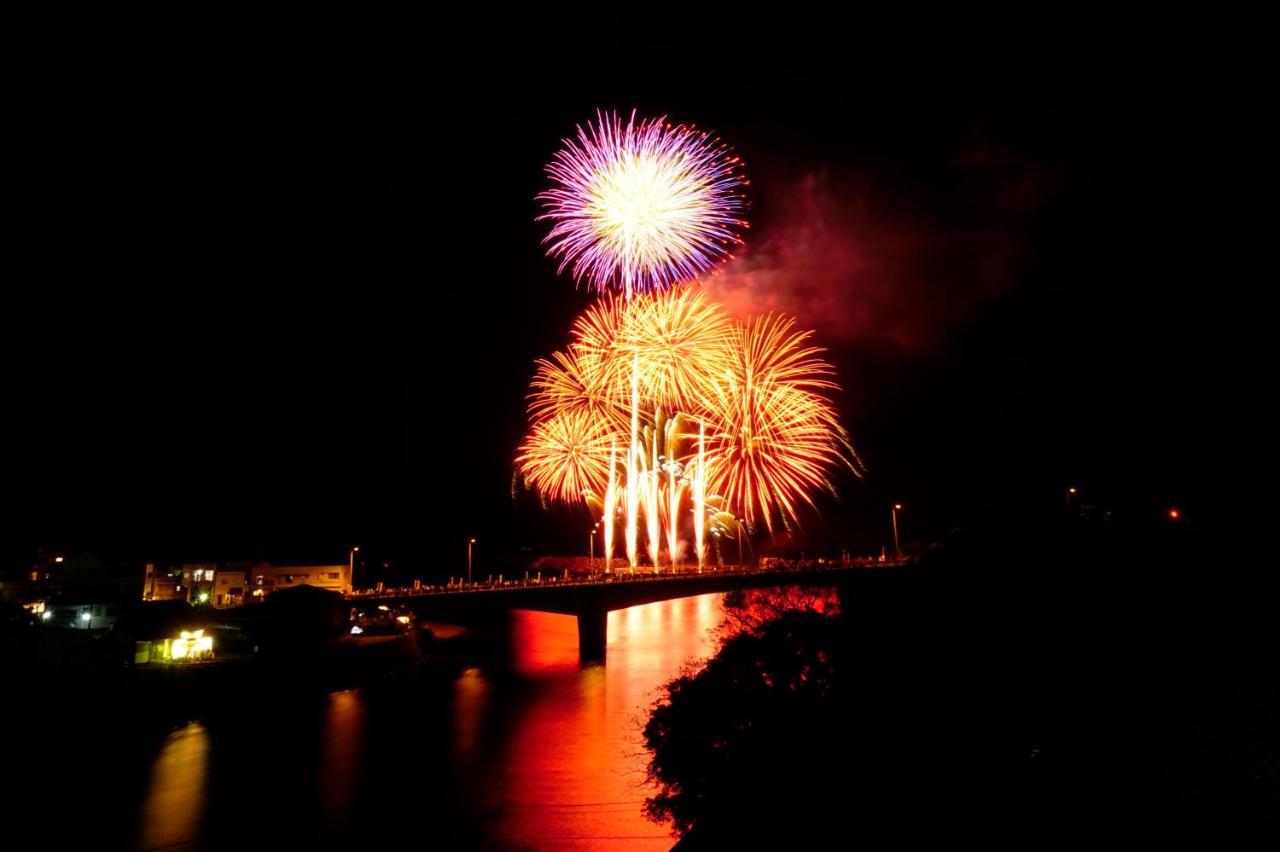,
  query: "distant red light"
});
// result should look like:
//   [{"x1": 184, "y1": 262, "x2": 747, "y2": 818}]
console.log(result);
[{"x1": 1168, "y1": 508, "x2": 1181, "y2": 521}]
